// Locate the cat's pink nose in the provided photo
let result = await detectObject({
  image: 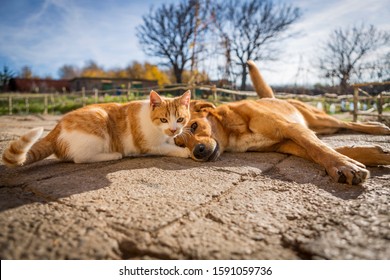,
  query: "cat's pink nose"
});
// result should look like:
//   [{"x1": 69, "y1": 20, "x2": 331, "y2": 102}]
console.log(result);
[{"x1": 170, "y1": 128, "x2": 177, "y2": 133}]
